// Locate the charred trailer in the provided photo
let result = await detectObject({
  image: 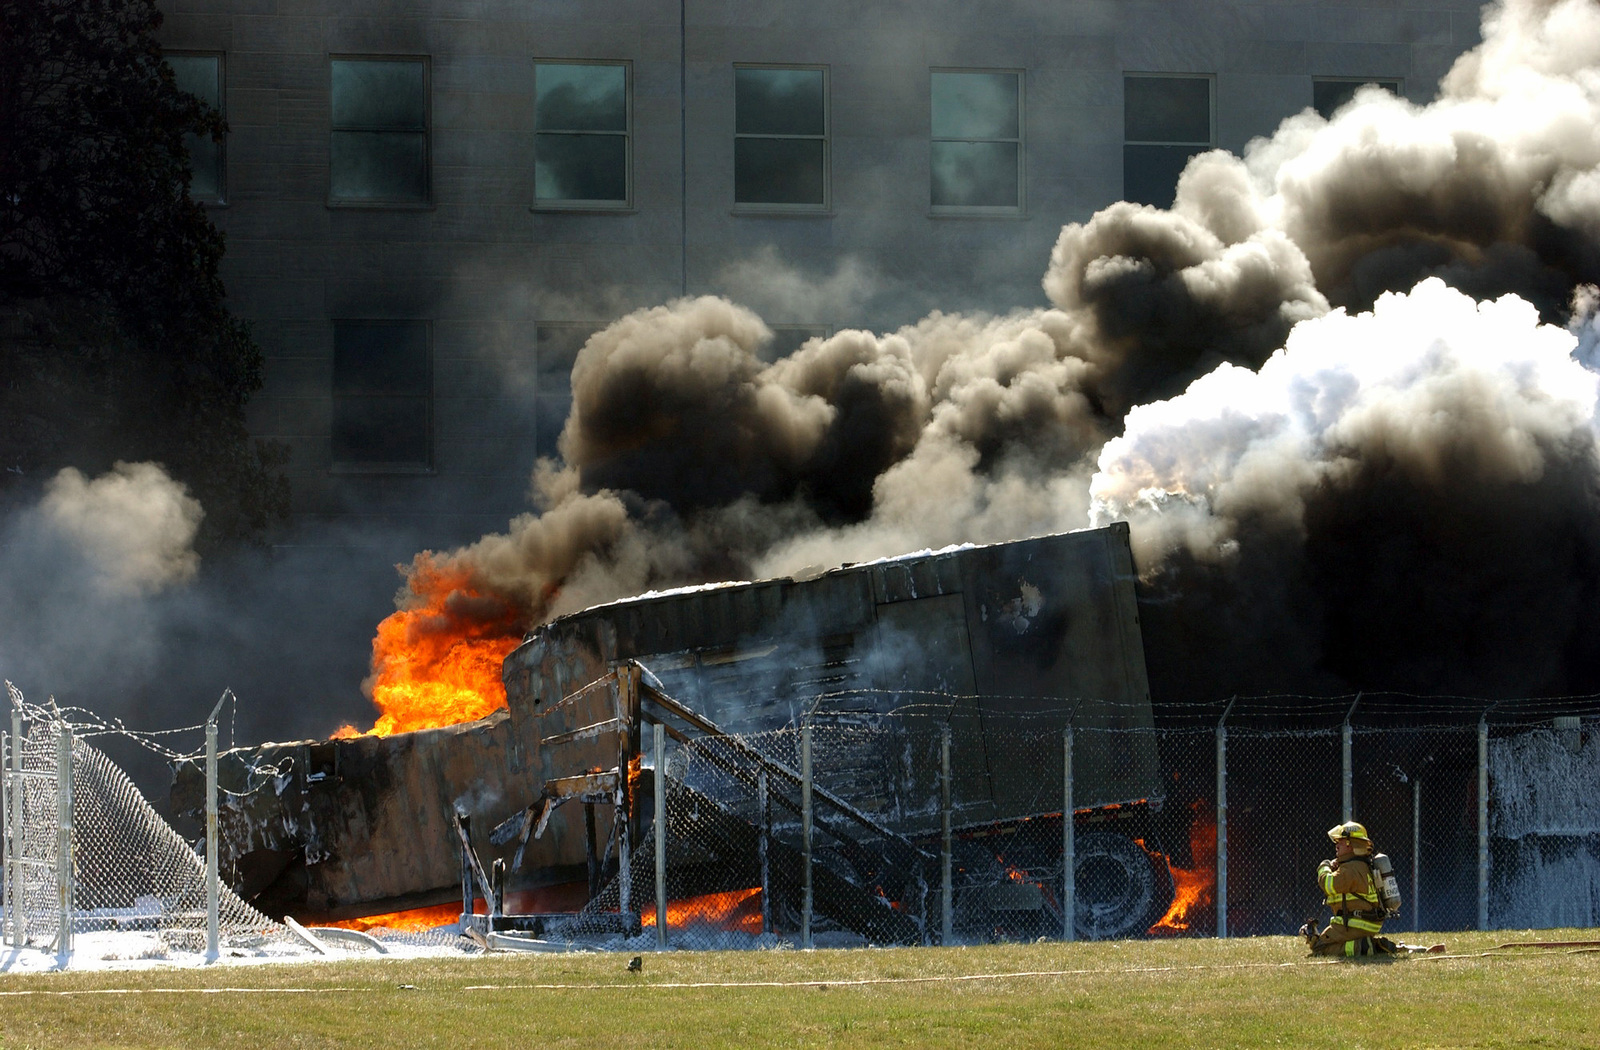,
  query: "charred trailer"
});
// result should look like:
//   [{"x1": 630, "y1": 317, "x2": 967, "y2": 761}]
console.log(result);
[
  {"x1": 171, "y1": 523, "x2": 1172, "y2": 940},
  {"x1": 502, "y1": 522, "x2": 1173, "y2": 941}
]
